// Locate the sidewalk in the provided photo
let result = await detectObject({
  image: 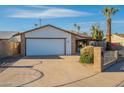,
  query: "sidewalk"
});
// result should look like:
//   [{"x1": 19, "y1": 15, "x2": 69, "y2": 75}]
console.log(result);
[{"x1": 62, "y1": 72, "x2": 124, "y2": 87}]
